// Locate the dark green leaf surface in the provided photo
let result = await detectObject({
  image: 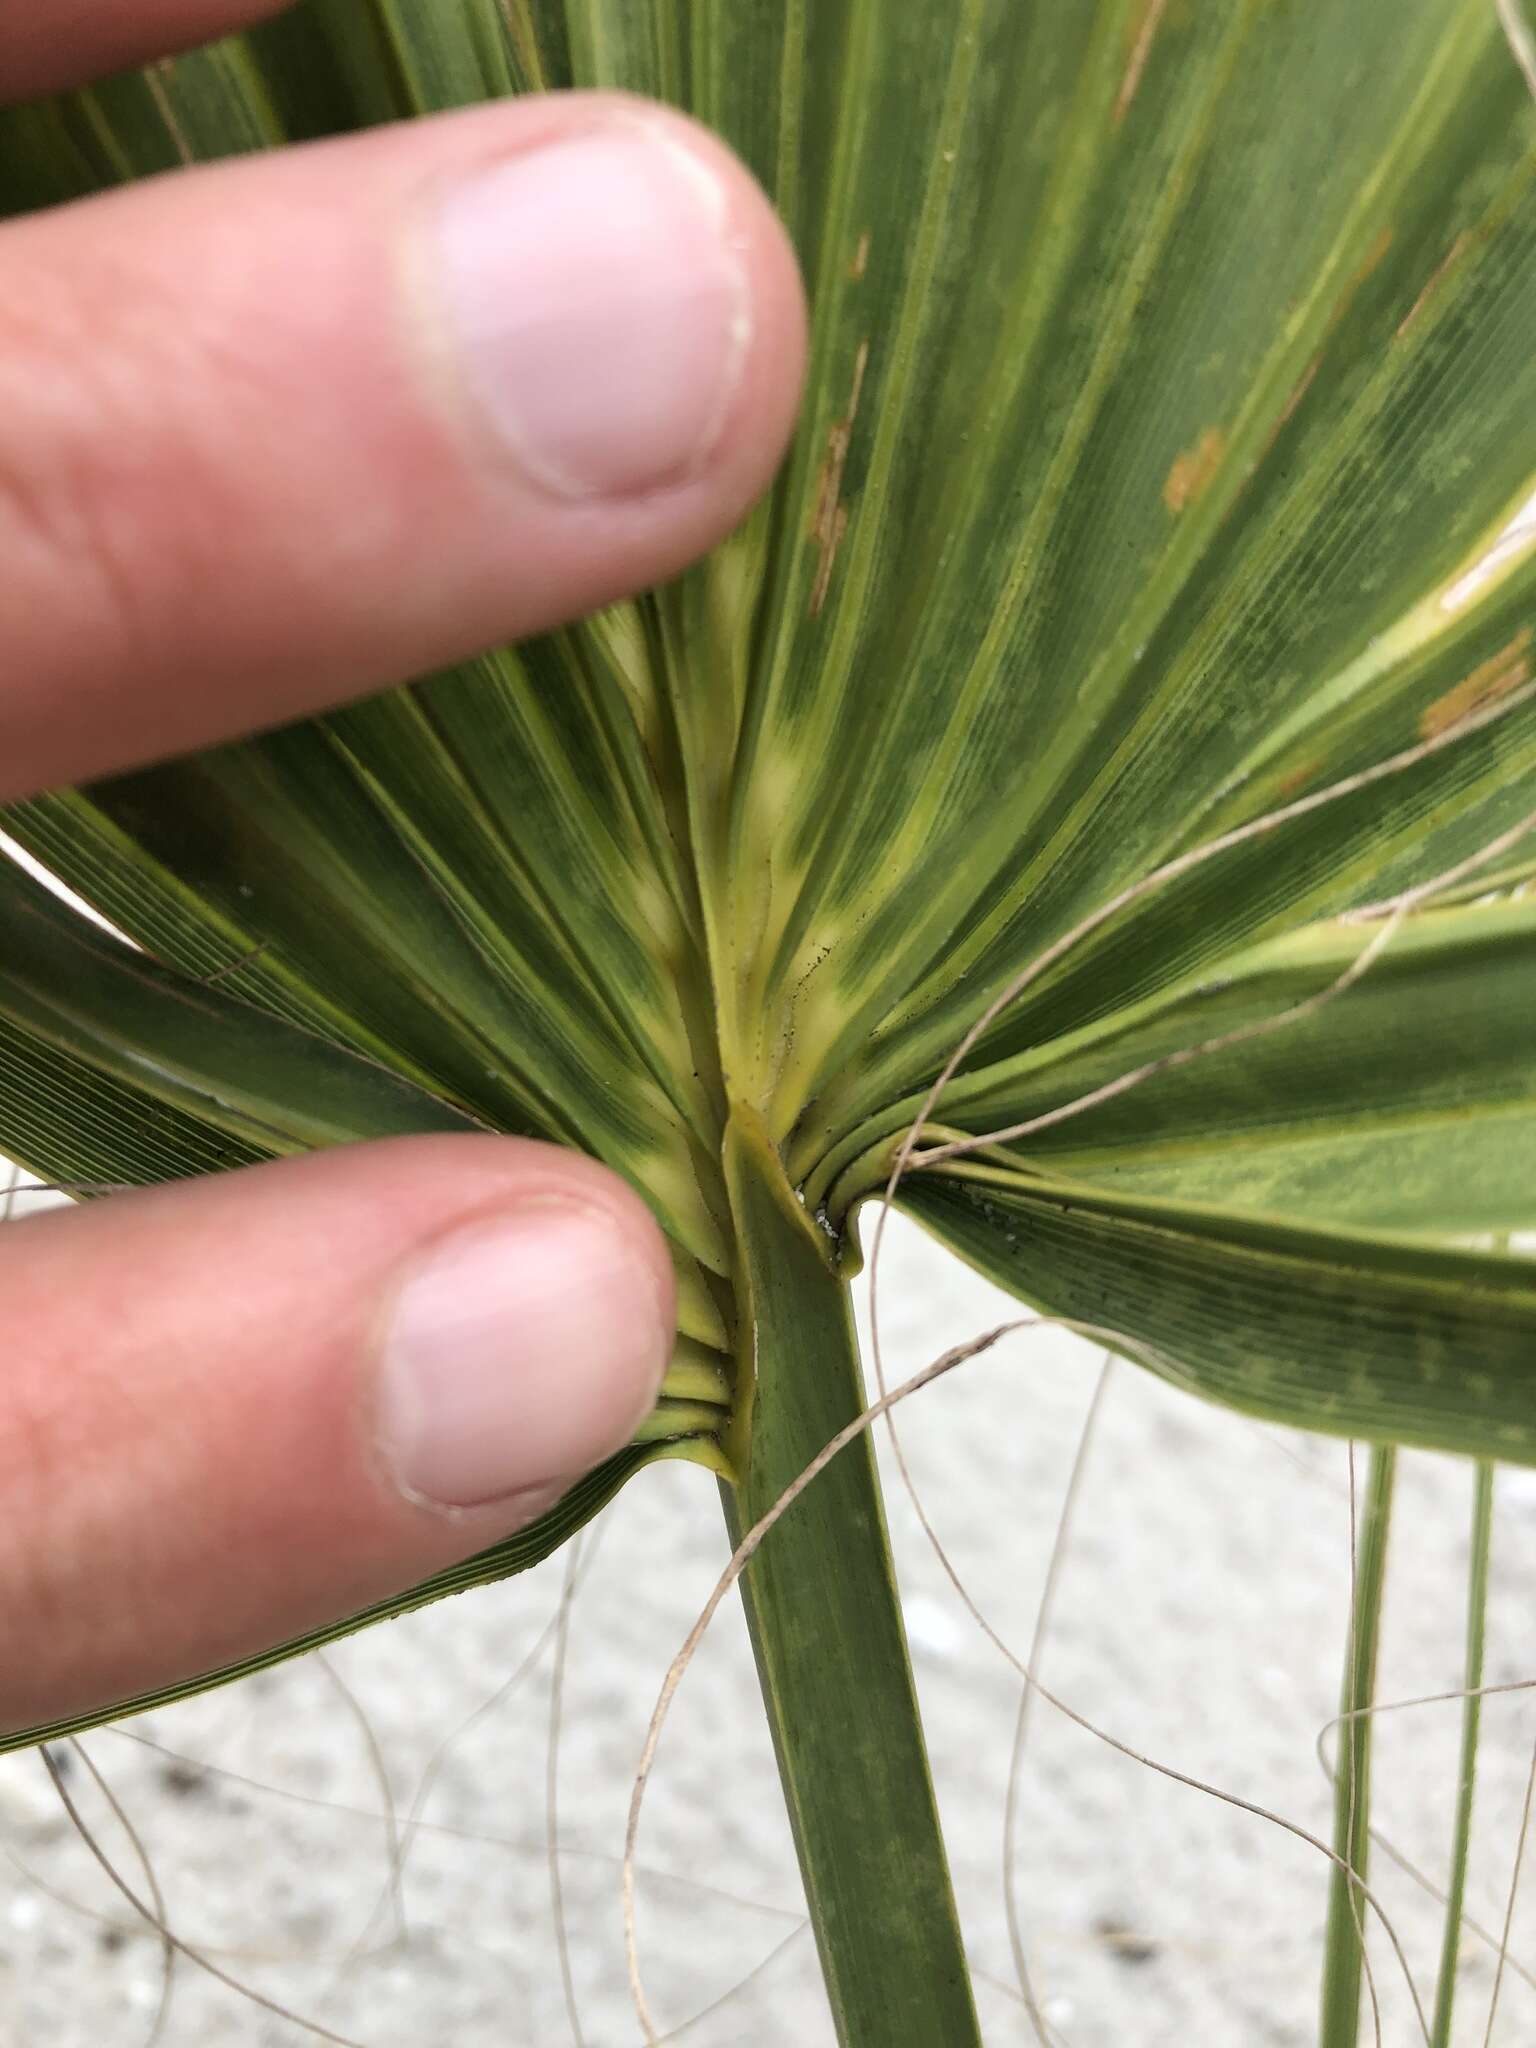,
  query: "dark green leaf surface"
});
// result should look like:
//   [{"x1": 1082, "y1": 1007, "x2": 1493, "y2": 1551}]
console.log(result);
[
  {"x1": 0, "y1": 11, "x2": 1533, "y2": 2022},
  {"x1": 903, "y1": 1169, "x2": 1536, "y2": 1464},
  {"x1": 0, "y1": 857, "x2": 484, "y2": 1154},
  {"x1": 3, "y1": 0, "x2": 1532, "y2": 1479}
]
